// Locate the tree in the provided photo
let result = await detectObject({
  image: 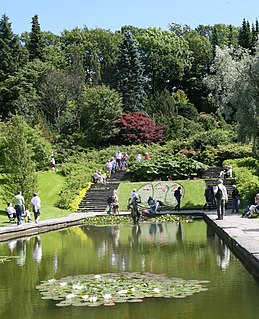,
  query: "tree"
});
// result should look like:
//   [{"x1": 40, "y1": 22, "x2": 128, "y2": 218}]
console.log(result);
[
  {"x1": 2, "y1": 115, "x2": 37, "y2": 204},
  {"x1": 113, "y1": 31, "x2": 147, "y2": 112},
  {"x1": 205, "y1": 44, "x2": 259, "y2": 154},
  {"x1": 114, "y1": 112, "x2": 163, "y2": 145},
  {"x1": 0, "y1": 14, "x2": 27, "y2": 83},
  {"x1": 27, "y1": 15, "x2": 45, "y2": 61},
  {"x1": 134, "y1": 27, "x2": 191, "y2": 93},
  {"x1": 238, "y1": 19, "x2": 252, "y2": 50},
  {"x1": 0, "y1": 59, "x2": 52, "y2": 119},
  {"x1": 80, "y1": 85, "x2": 123, "y2": 146}
]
